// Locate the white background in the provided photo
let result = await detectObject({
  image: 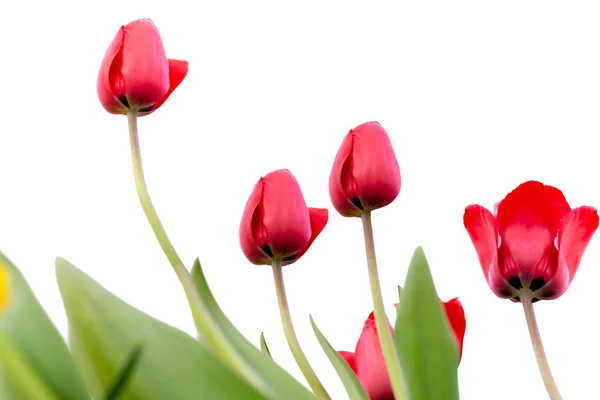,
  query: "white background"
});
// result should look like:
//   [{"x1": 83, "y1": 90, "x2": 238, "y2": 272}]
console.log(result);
[{"x1": 1, "y1": 1, "x2": 599, "y2": 399}]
